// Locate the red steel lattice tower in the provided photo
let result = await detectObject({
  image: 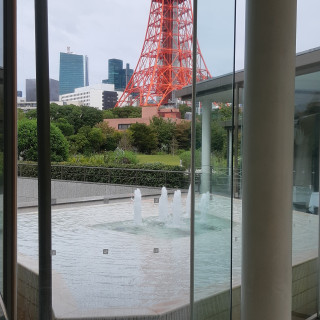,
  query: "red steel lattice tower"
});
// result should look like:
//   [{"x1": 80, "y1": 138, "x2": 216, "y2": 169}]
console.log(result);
[{"x1": 116, "y1": 0, "x2": 211, "y2": 107}]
